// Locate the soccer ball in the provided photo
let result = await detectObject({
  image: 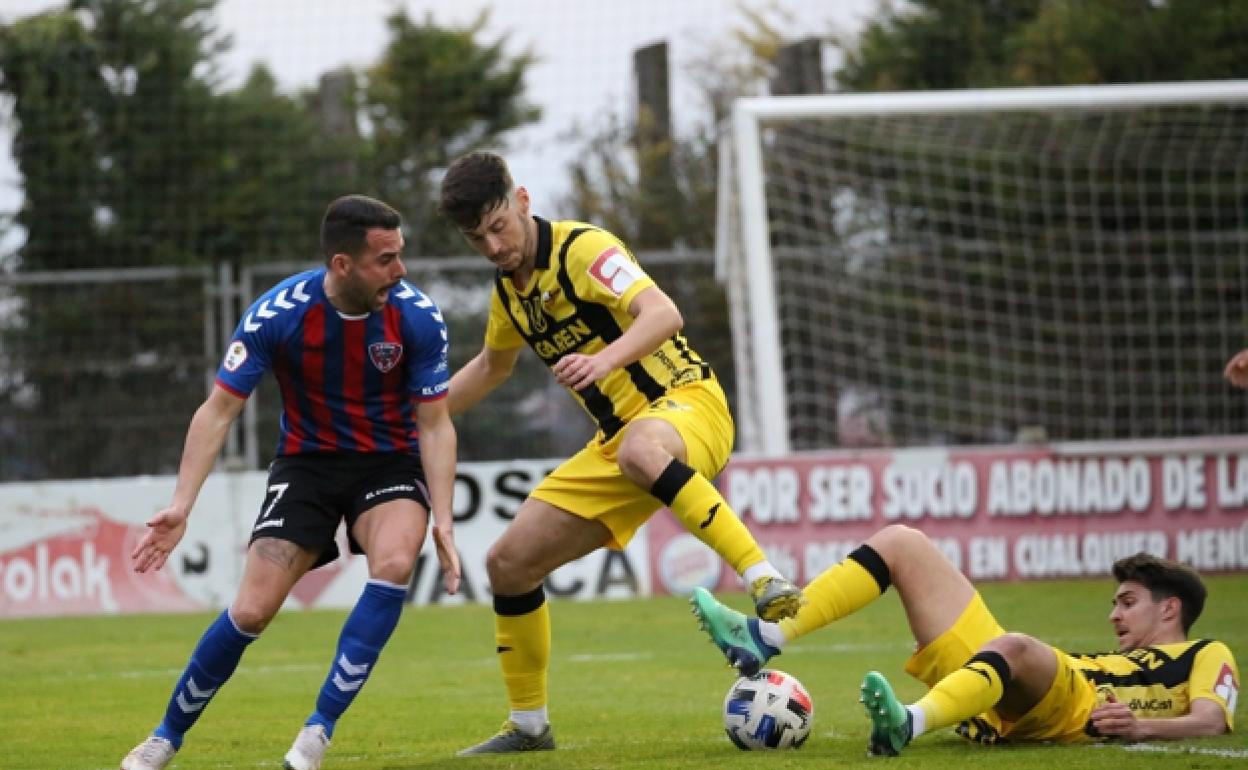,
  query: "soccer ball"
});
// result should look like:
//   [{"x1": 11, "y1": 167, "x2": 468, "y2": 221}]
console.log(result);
[{"x1": 722, "y1": 669, "x2": 814, "y2": 750}]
